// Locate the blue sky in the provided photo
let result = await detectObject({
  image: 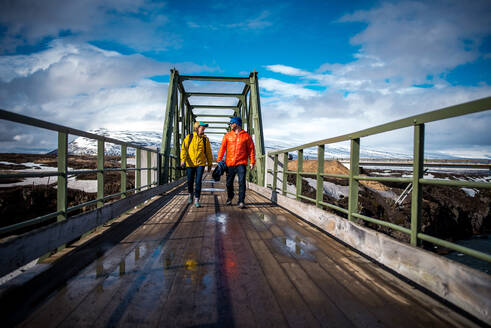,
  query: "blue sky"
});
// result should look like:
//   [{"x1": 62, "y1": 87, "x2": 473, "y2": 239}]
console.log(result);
[{"x1": 0, "y1": 0, "x2": 490, "y2": 158}]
